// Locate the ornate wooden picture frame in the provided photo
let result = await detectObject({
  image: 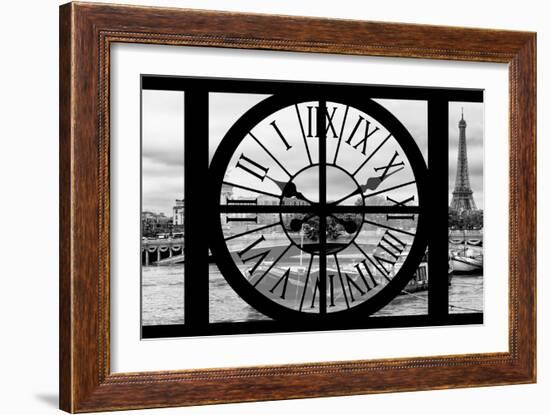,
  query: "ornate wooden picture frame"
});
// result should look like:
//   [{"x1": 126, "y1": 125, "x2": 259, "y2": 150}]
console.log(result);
[{"x1": 59, "y1": 2, "x2": 536, "y2": 412}]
